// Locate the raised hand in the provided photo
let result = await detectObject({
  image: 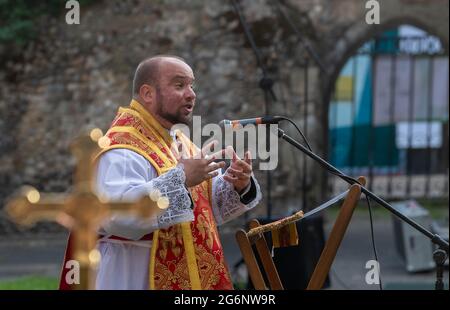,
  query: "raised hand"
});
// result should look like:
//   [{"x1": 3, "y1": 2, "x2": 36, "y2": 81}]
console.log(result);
[
  {"x1": 223, "y1": 149, "x2": 253, "y2": 193},
  {"x1": 175, "y1": 140, "x2": 226, "y2": 188}
]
